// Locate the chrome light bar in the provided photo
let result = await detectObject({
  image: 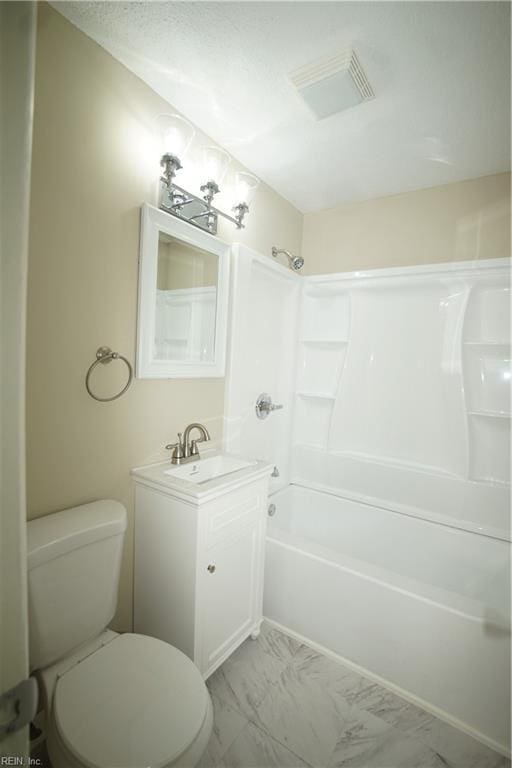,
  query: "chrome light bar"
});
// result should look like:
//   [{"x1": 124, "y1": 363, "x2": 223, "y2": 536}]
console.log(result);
[{"x1": 160, "y1": 153, "x2": 252, "y2": 235}]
